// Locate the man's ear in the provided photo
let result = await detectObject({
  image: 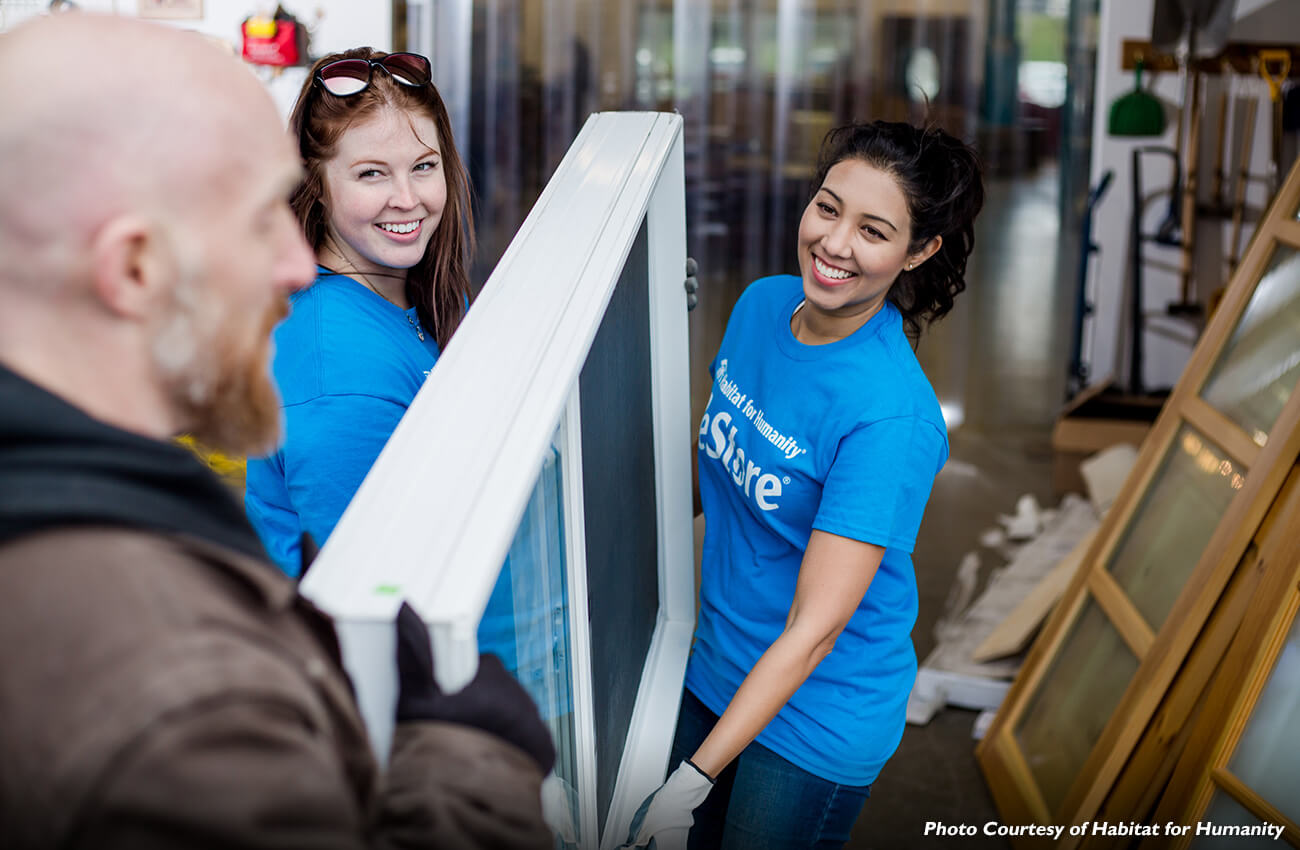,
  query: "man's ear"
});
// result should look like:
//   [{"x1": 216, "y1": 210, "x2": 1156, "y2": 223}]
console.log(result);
[
  {"x1": 88, "y1": 216, "x2": 175, "y2": 319},
  {"x1": 908, "y1": 235, "x2": 943, "y2": 270}
]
